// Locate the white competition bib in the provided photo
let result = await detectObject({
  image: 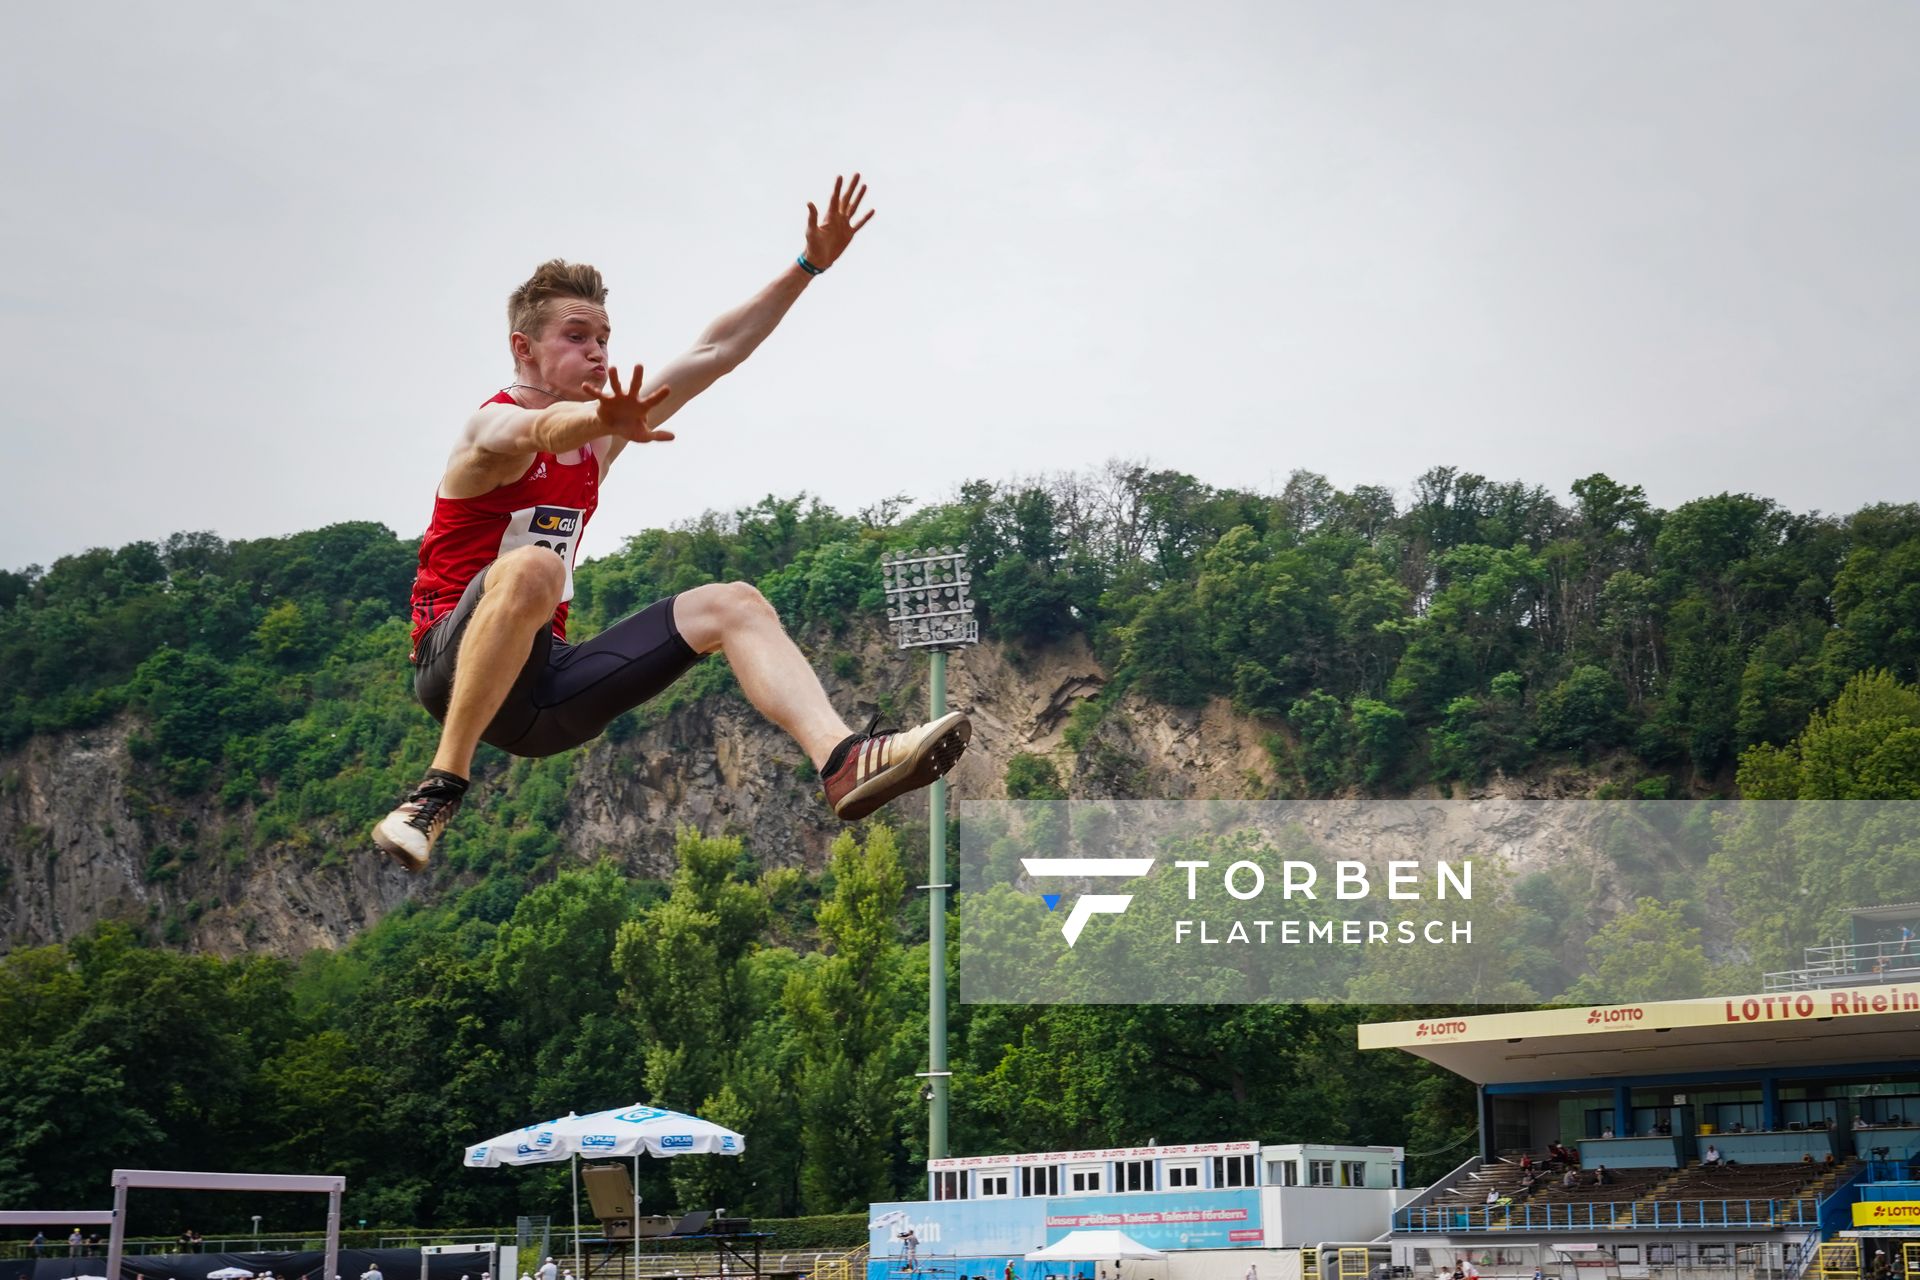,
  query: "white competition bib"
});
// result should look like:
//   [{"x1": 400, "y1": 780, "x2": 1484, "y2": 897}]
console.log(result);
[{"x1": 496, "y1": 504, "x2": 586, "y2": 602}]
